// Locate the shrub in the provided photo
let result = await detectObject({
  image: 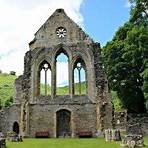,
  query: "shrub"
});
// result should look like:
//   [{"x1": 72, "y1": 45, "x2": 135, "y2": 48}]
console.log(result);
[{"x1": 9, "y1": 71, "x2": 16, "y2": 75}]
